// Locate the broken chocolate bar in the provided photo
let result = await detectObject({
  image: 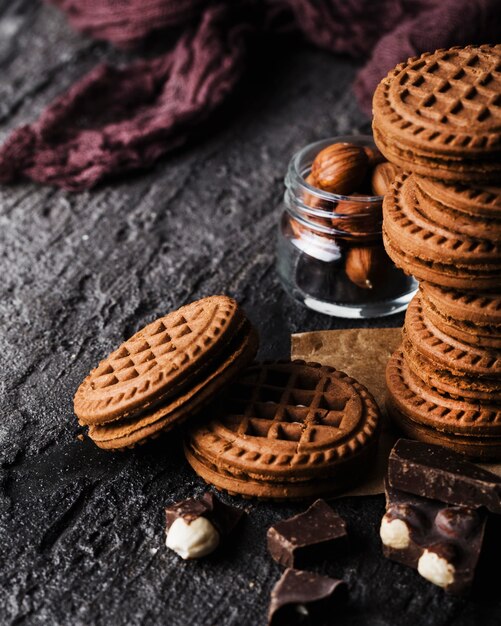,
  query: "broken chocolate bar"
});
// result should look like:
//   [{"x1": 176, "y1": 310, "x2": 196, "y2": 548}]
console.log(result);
[
  {"x1": 388, "y1": 439, "x2": 501, "y2": 514},
  {"x1": 380, "y1": 484, "x2": 486, "y2": 594},
  {"x1": 267, "y1": 499, "x2": 348, "y2": 568},
  {"x1": 268, "y1": 569, "x2": 347, "y2": 626},
  {"x1": 165, "y1": 492, "x2": 243, "y2": 559}
]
